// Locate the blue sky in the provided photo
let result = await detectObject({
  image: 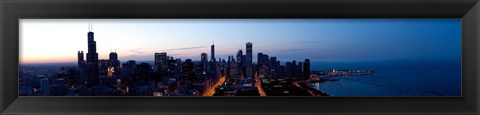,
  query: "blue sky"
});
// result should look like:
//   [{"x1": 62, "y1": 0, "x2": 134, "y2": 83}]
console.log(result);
[{"x1": 20, "y1": 19, "x2": 461, "y2": 63}]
